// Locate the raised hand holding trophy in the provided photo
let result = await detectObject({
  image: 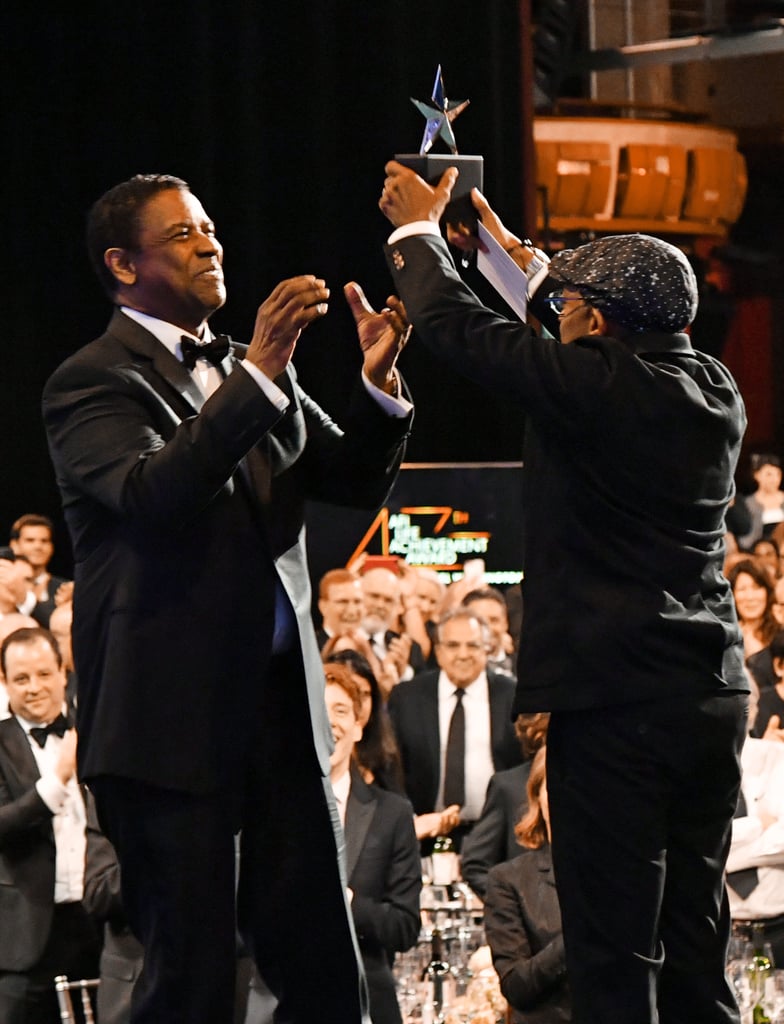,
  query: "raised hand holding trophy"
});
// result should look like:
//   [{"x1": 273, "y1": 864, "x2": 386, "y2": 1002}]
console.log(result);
[{"x1": 395, "y1": 65, "x2": 484, "y2": 235}]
